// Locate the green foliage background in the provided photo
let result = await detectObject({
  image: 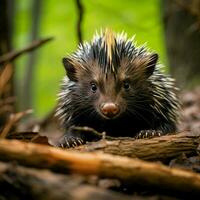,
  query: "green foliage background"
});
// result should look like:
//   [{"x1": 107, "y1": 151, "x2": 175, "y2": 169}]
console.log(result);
[{"x1": 14, "y1": 0, "x2": 166, "y2": 117}]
